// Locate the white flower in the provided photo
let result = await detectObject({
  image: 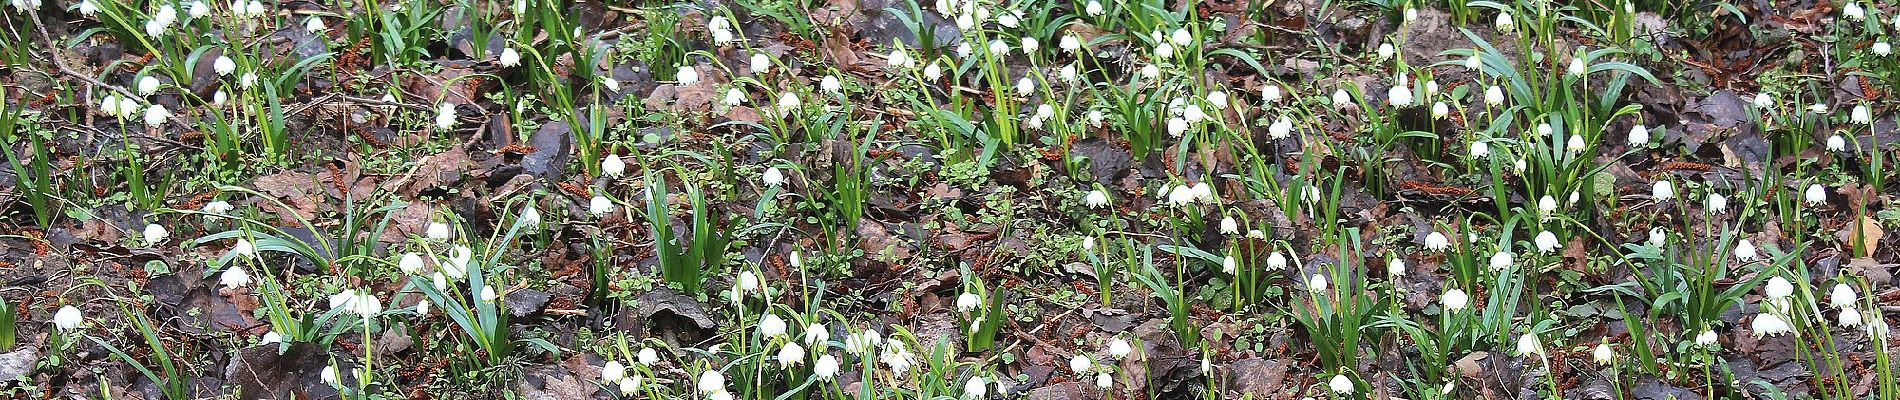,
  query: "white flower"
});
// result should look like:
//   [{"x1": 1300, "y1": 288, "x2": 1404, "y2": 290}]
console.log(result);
[
  {"x1": 956, "y1": 292, "x2": 981, "y2": 313},
  {"x1": 1648, "y1": 227, "x2": 1668, "y2": 246},
  {"x1": 1804, "y1": 184, "x2": 1826, "y2": 205},
  {"x1": 1515, "y1": 332, "x2": 1543, "y2": 357},
  {"x1": 1059, "y1": 34, "x2": 1082, "y2": 53},
  {"x1": 231, "y1": 238, "x2": 255, "y2": 258},
  {"x1": 697, "y1": 370, "x2": 726, "y2": 393},
  {"x1": 1694, "y1": 329, "x2": 1718, "y2": 347},
  {"x1": 589, "y1": 195, "x2": 614, "y2": 216},
  {"x1": 1465, "y1": 53, "x2": 1483, "y2": 70},
  {"x1": 820, "y1": 75, "x2": 841, "y2": 93},
  {"x1": 1019, "y1": 37, "x2": 1039, "y2": 54},
  {"x1": 424, "y1": 222, "x2": 451, "y2": 241},
  {"x1": 1536, "y1": 123, "x2": 1553, "y2": 137},
  {"x1": 1875, "y1": 42, "x2": 1892, "y2": 56},
  {"x1": 1829, "y1": 283, "x2": 1856, "y2": 309},
  {"x1": 213, "y1": 55, "x2": 237, "y2": 76},
  {"x1": 675, "y1": 66, "x2": 699, "y2": 86},
  {"x1": 1840, "y1": 308, "x2": 1863, "y2": 327},
  {"x1": 1734, "y1": 239, "x2": 1759, "y2": 261},
  {"x1": 638, "y1": 348, "x2": 659, "y2": 365},
  {"x1": 1387, "y1": 85, "x2": 1414, "y2": 107},
  {"x1": 1219, "y1": 216, "x2": 1239, "y2": 235},
  {"x1": 750, "y1": 53, "x2": 771, "y2": 73},
  {"x1": 1538, "y1": 196, "x2": 1558, "y2": 214},
  {"x1": 1852, "y1": 104, "x2": 1872, "y2": 124},
  {"x1": 963, "y1": 376, "x2": 987, "y2": 398},
  {"x1": 1432, "y1": 102, "x2": 1450, "y2": 119},
  {"x1": 776, "y1": 92, "x2": 801, "y2": 110},
  {"x1": 1268, "y1": 116, "x2": 1293, "y2": 139},
  {"x1": 1082, "y1": 236, "x2": 1096, "y2": 251},
  {"x1": 1069, "y1": 354, "x2": 1092, "y2": 374},
  {"x1": 1810, "y1": 103, "x2": 1828, "y2": 114},
  {"x1": 814, "y1": 354, "x2": 840, "y2": 380},
  {"x1": 1387, "y1": 258, "x2": 1406, "y2": 277},
  {"x1": 1331, "y1": 88, "x2": 1351, "y2": 106},
  {"x1": 738, "y1": 270, "x2": 761, "y2": 293},
  {"x1": 1166, "y1": 117, "x2": 1188, "y2": 137},
  {"x1": 498, "y1": 48, "x2": 521, "y2": 67},
  {"x1": 1484, "y1": 85, "x2": 1504, "y2": 106},
  {"x1": 1628, "y1": 125, "x2": 1650, "y2": 146},
  {"x1": 1170, "y1": 28, "x2": 1192, "y2": 46},
  {"x1": 777, "y1": 342, "x2": 806, "y2": 368},
  {"x1": 1329, "y1": 374, "x2": 1354, "y2": 394},
  {"x1": 305, "y1": 16, "x2": 326, "y2": 33},
  {"x1": 181, "y1": 0, "x2": 205, "y2": 17},
  {"x1": 260, "y1": 331, "x2": 282, "y2": 344},
  {"x1": 1085, "y1": 0, "x2": 1102, "y2": 15},
  {"x1": 53, "y1": 305, "x2": 83, "y2": 331},
  {"x1": 1592, "y1": 342, "x2": 1614, "y2": 365},
  {"x1": 1140, "y1": 64, "x2": 1159, "y2": 79},
  {"x1": 1567, "y1": 57, "x2": 1586, "y2": 77},
  {"x1": 799, "y1": 322, "x2": 829, "y2": 346},
  {"x1": 1376, "y1": 42, "x2": 1394, "y2": 59},
  {"x1": 239, "y1": 71, "x2": 258, "y2": 88},
  {"x1": 1424, "y1": 231, "x2": 1450, "y2": 251},
  {"x1": 479, "y1": 285, "x2": 499, "y2": 301},
  {"x1": 1842, "y1": 1, "x2": 1864, "y2": 20},
  {"x1": 143, "y1": 104, "x2": 170, "y2": 126},
  {"x1": 212, "y1": 90, "x2": 227, "y2": 105},
  {"x1": 434, "y1": 103, "x2": 457, "y2": 130},
  {"x1": 138, "y1": 76, "x2": 161, "y2": 96},
  {"x1": 1765, "y1": 276, "x2": 1793, "y2": 299},
  {"x1": 1207, "y1": 91, "x2": 1228, "y2": 110},
  {"x1": 1827, "y1": 135, "x2": 1847, "y2": 151},
  {"x1": 1490, "y1": 251, "x2": 1514, "y2": 270},
  {"x1": 599, "y1": 154, "x2": 626, "y2": 177},
  {"x1": 1262, "y1": 85, "x2": 1282, "y2": 103},
  {"x1": 1308, "y1": 273, "x2": 1328, "y2": 292},
  {"x1": 601, "y1": 361, "x2": 626, "y2": 383},
  {"x1": 143, "y1": 223, "x2": 168, "y2": 246},
  {"x1": 1084, "y1": 189, "x2": 1109, "y2": 208},
  {"x1": 1534, "y1": 231, "x2": 1561, "y2": 253},
  {"x1": 1096, "y1": 372, "x2": 1112, "y2": 389},
  {"x1": 77, "y1": 0, "x2": 97, "y2": 16},
  {"x1": 886, "y1": 49, "x2": 910, "y2": 68},
  {"x1": 923, "y1": 62, "x2": 943, "y2": 80},
  {"x1": 1155, "y1": 42, "x2": 1174, "y2": 59},
  {"x1": 879, "y1": 341, "x2": 916, "y2": 375},
  {"x1": 1058, "y1": 64, "x2": 1078, "y2": 82},
  {"x1": 1221, "y1": 255, "x2": 1238, "y2": 274},
  {"x1": 1751, "y1": 313, "x2": 1793, "y2": 337},
  {"x1": 1566, "y1": 134, "x2": 1586, "y2": 152},
  {"x1": 1707, "y1": 192, "x2": 1728, "y2": 214},
  {"x1": 987, "y1": 40, "x2": 1010, "y2": 57},
  {"x1": 244, "y1": 0, "x2": 264, "y2": 16},
  {"x1": 413, "y1": 299, "x2": 429, "y2": 317},
  {"x1": 1014, "y1": 76, "x2": 1035, "y2": 96},
  {"x1": 1108, "y1": 338, "x2": 1133, "y2": 359},
  {"x1": 1753, "y1": 93, "x2": 1773, "y2": 109},
  {"x1": 1494, "y1": 11, "x2": 1514, "y2": 32},
  {"x1": 320, "y1": 365, "x2": 341, "y2": 387},
  {"x1": 220, "y1": 266, "x2": 252, "y2": 289},
  {"x1": 1652, "y1": 180, "x2": 1675, "y2": 201}
]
